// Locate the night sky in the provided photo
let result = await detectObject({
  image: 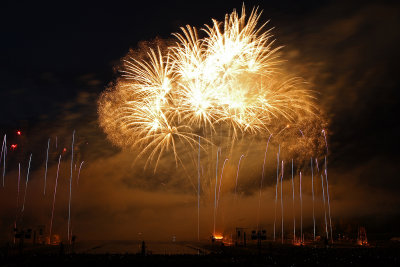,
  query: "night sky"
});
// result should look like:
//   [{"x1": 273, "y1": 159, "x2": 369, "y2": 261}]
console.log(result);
[{"x1": 1, "y1": 0, "x2": 400, "y2": 241}]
